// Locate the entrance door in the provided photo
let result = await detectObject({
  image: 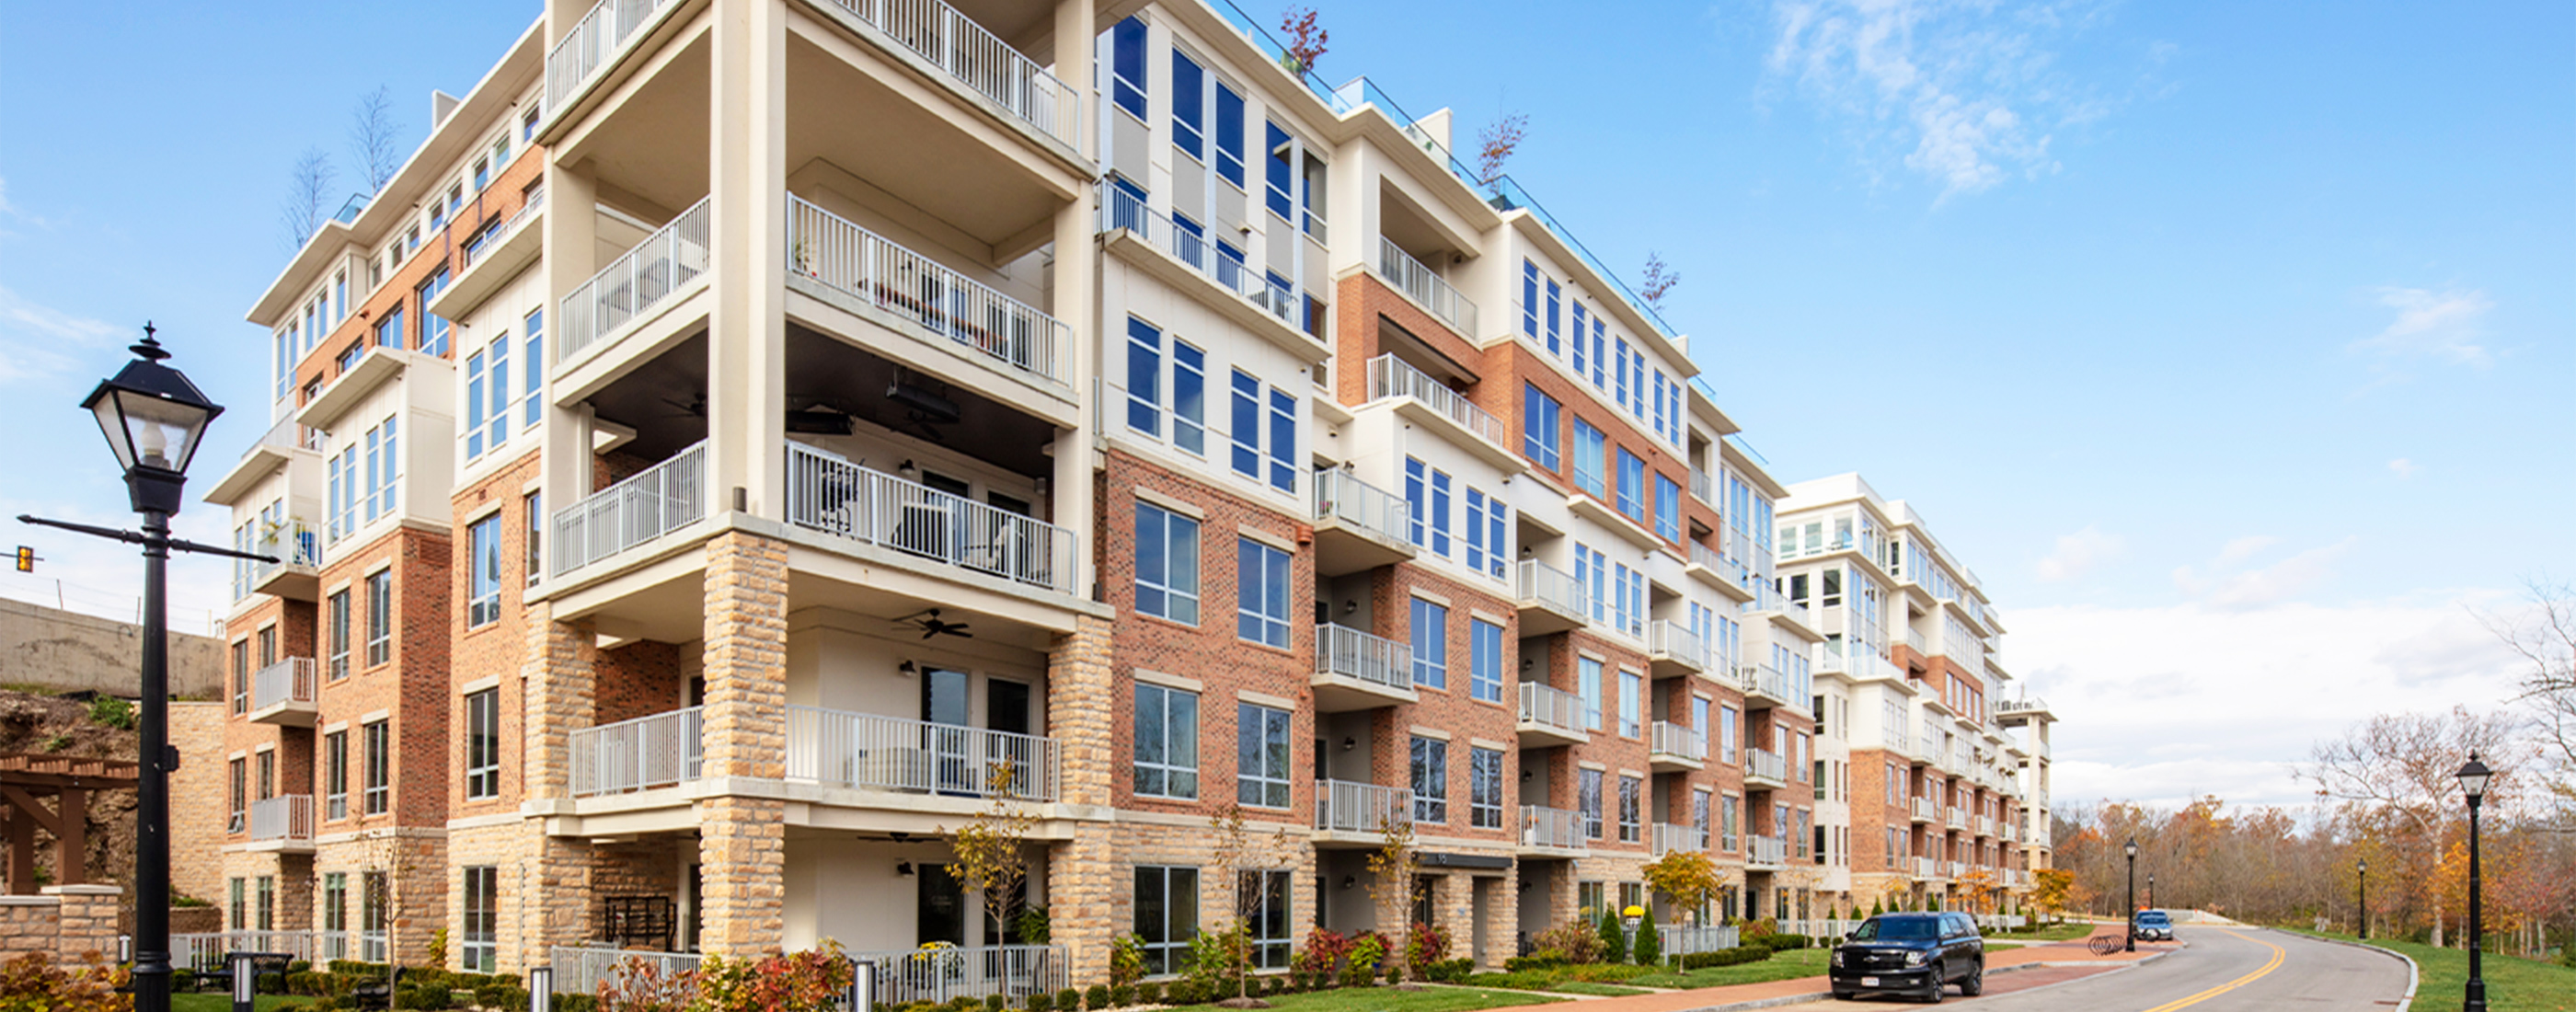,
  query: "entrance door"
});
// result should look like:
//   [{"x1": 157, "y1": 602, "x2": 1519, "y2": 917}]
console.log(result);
[
  {"x1": 919, "y1": 863, "x2": 967, "y2": 946},
  {"x1": 923, "y1": 668, "x2": 973, "y2": 794},
  {"x1": 988, "y1": 679, "x2": 1032, "y2": 796}
]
